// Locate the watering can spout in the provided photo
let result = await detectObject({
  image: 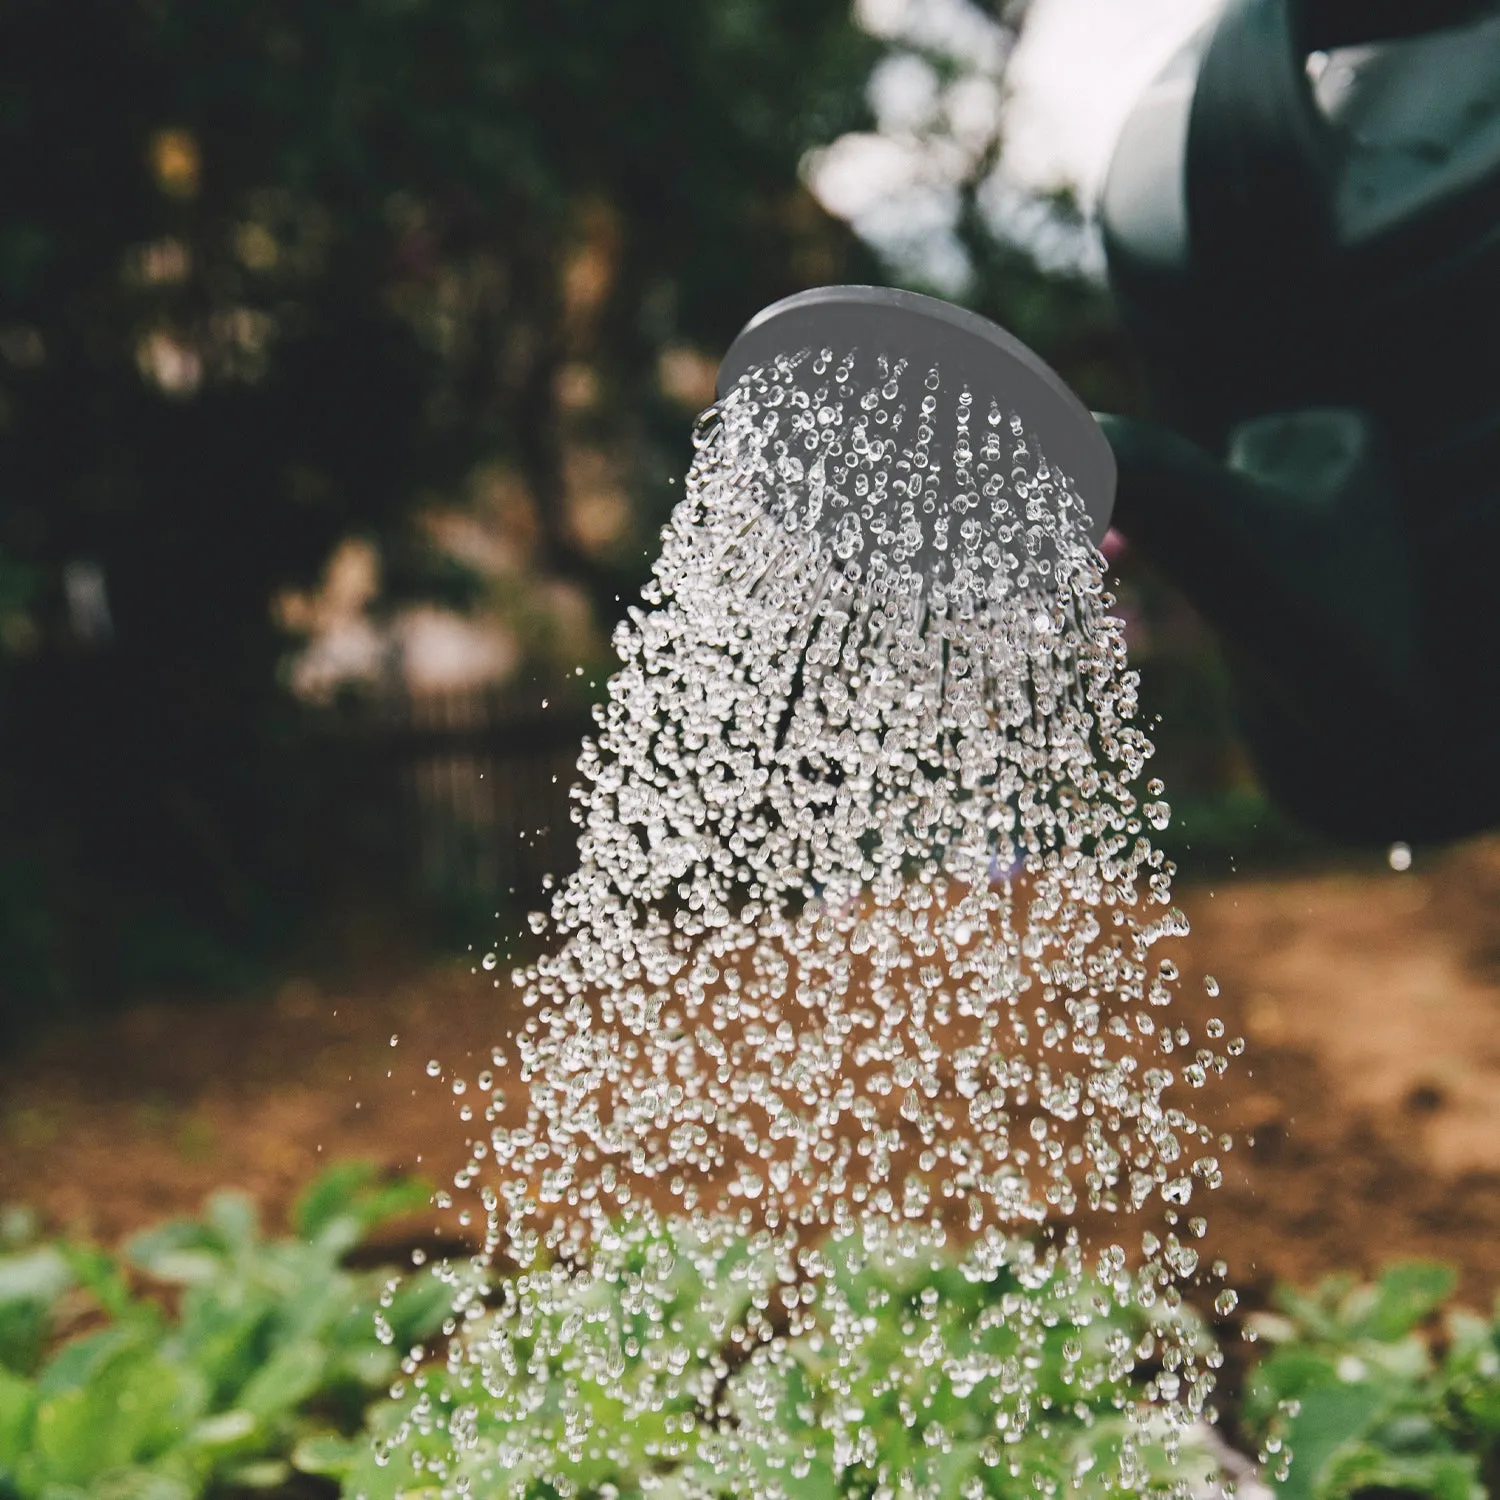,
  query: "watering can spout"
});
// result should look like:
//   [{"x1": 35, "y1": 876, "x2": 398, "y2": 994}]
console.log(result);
[
  {"x1": 1094, "y1": 409, "x2": 1476, "y2": 839},
  {"x1": 1098, "y1": 409, "x2": 1421, "y2": 711}
]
